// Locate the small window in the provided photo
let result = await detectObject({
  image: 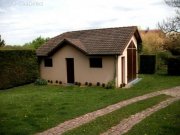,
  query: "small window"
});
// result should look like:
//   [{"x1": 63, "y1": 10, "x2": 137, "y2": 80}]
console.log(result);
[
  {"x1": 44, "y1": 58, "x2": 53, "y2": 67},
  {"x1": 89, "y1": 58, "x2": 102, "y2": 68}
]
